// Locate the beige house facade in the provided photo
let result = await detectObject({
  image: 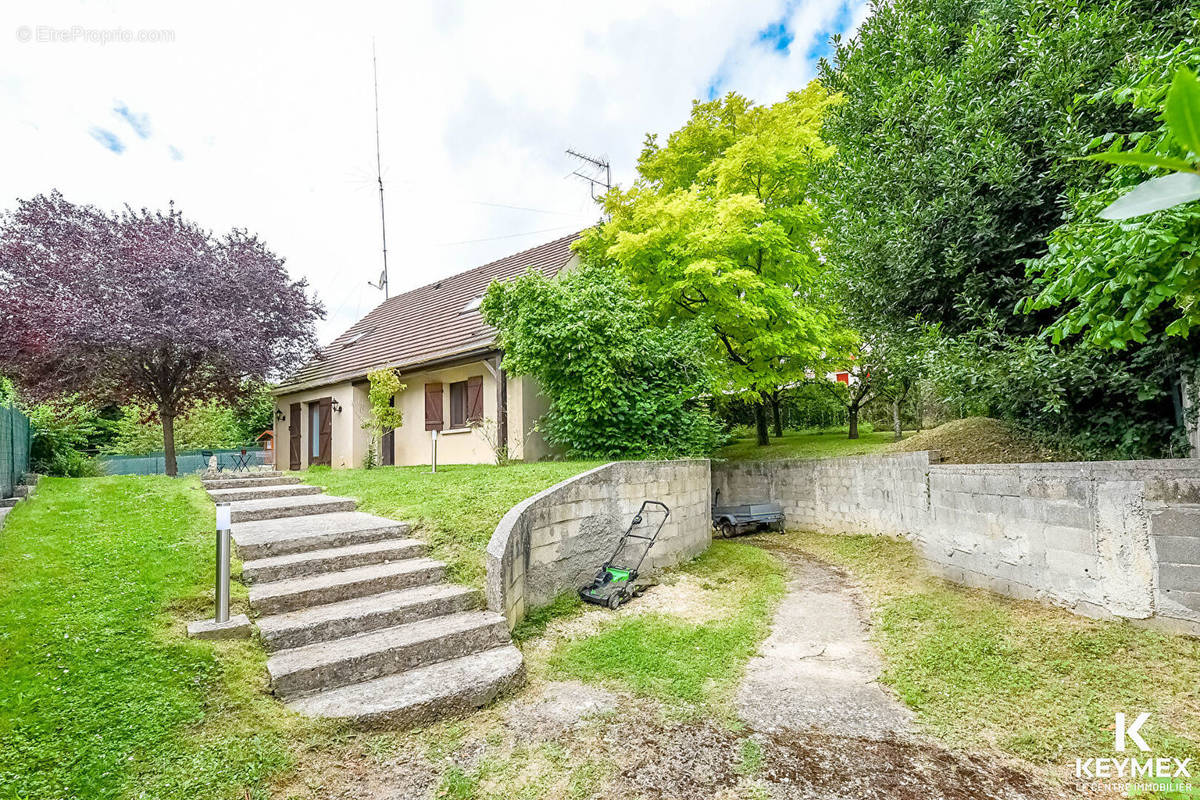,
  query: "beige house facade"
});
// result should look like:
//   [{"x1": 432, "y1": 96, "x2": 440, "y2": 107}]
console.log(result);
[{"x1": 271, "y1": 234, "x2": 576, "y2": 469}]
